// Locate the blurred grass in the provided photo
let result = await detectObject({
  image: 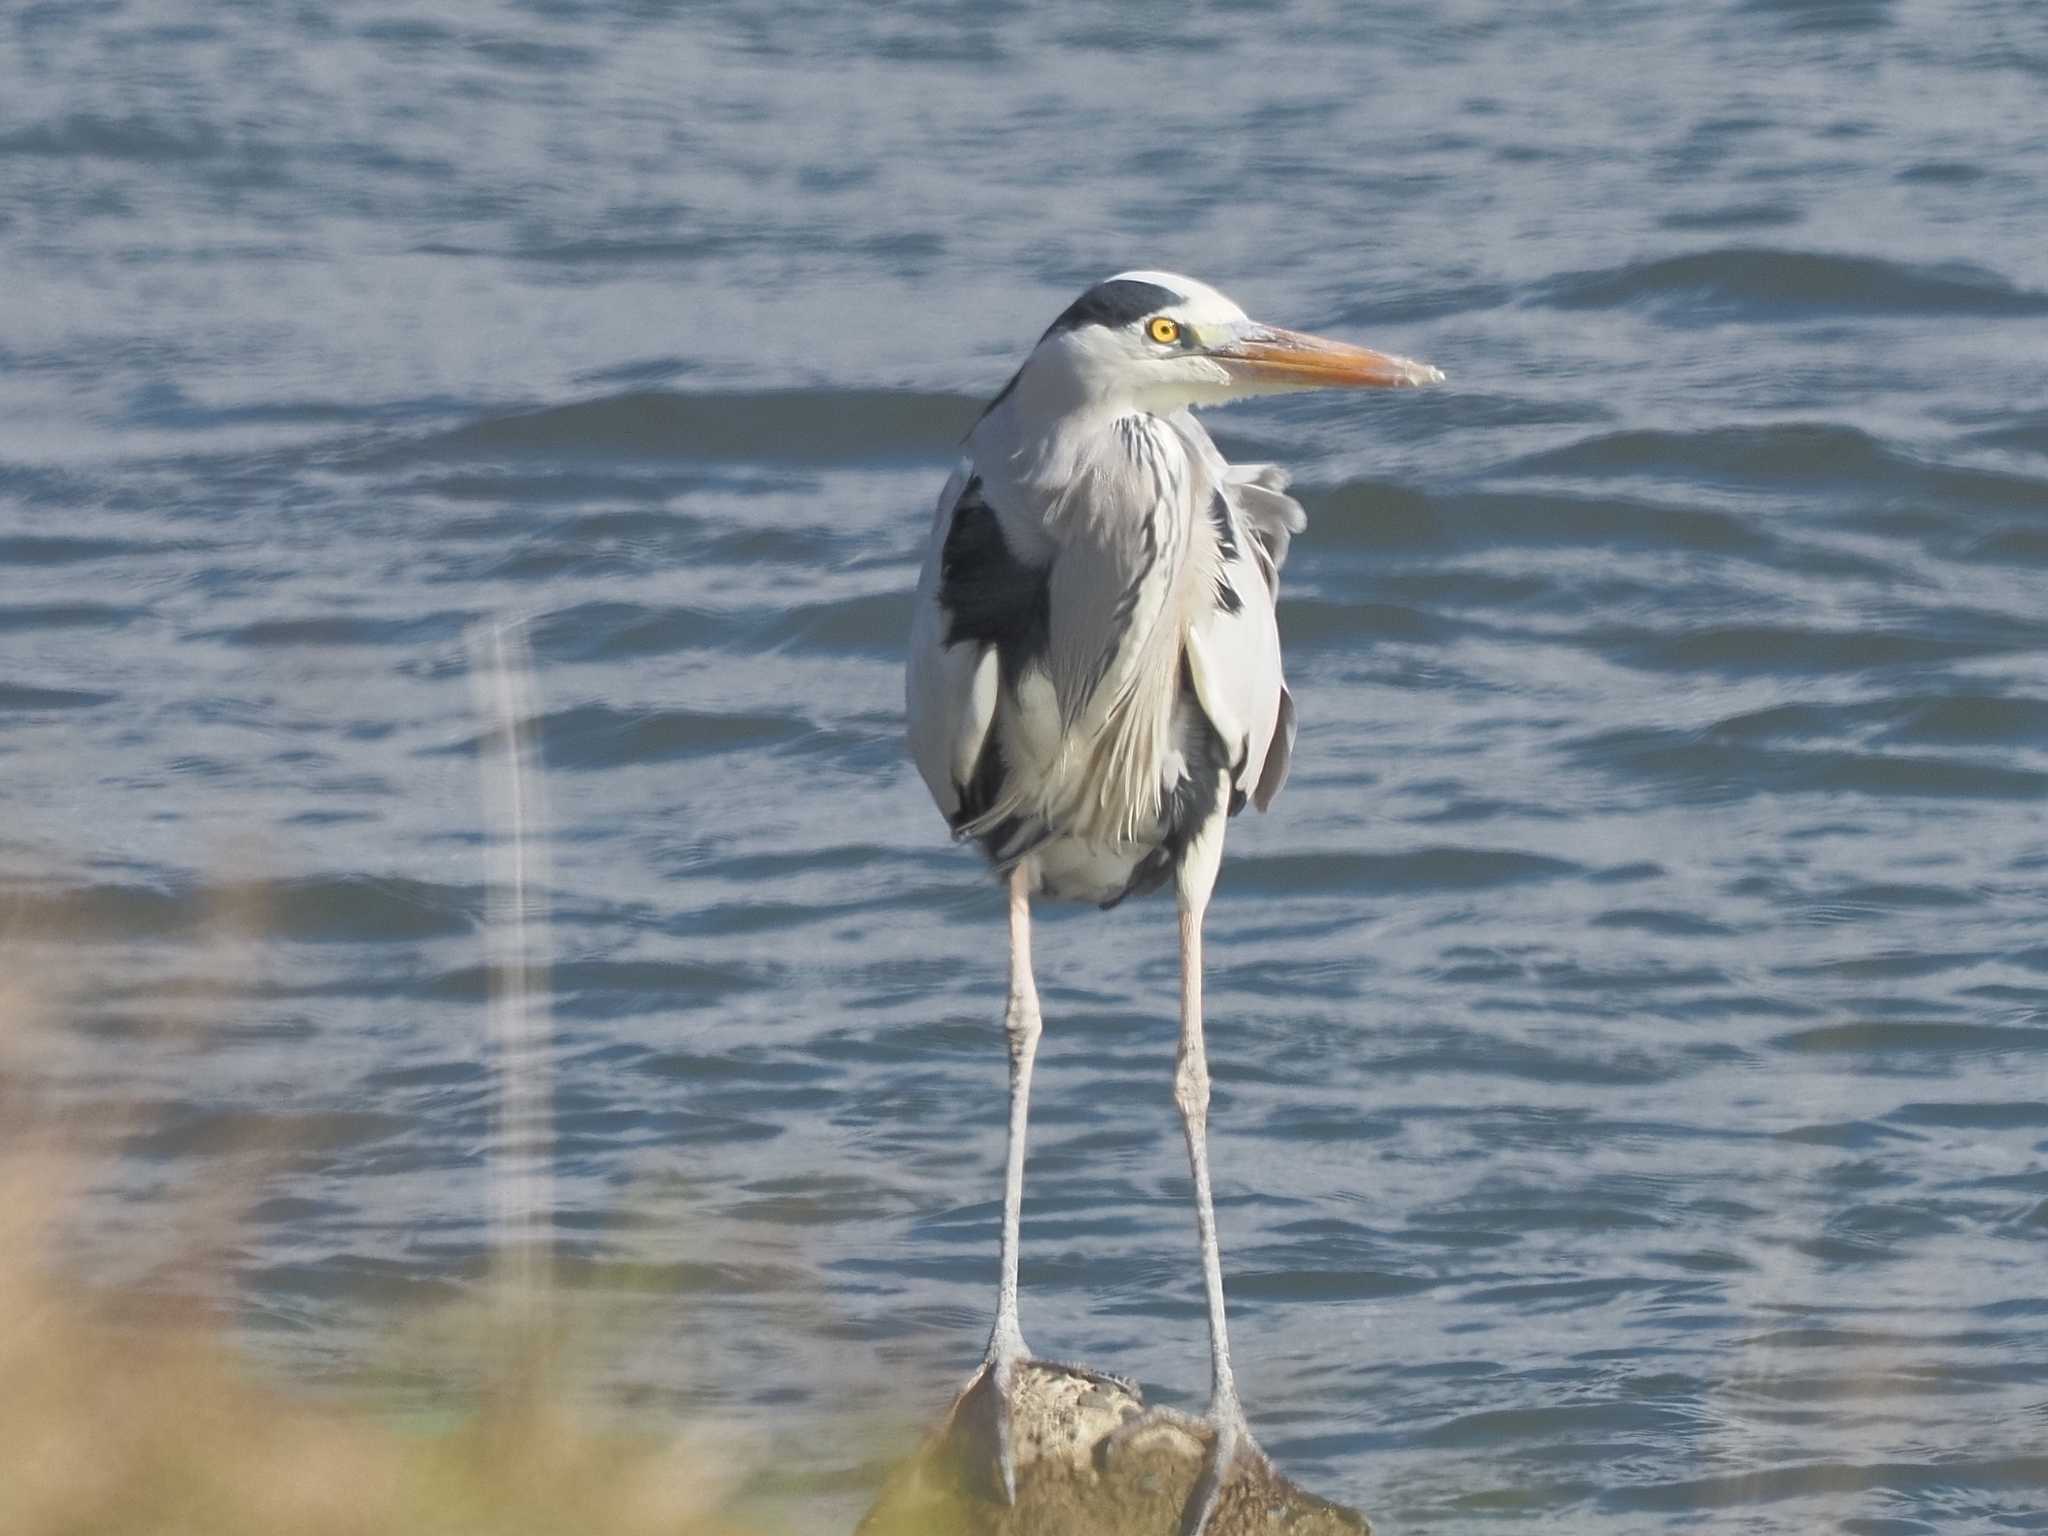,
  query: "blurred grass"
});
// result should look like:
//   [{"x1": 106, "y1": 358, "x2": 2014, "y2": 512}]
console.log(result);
[
  {"x1": 0, "y1": 1143, "x2": 775, "y2": 1536},
  {"x1": 0, "y1": 630, "x2": 909, "y2": 1536},
  {"x1": 0, "y1": 972, "x2": 824, "y2": 1536}
]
